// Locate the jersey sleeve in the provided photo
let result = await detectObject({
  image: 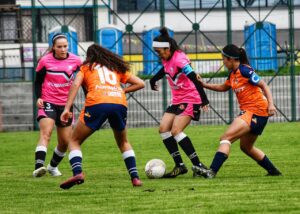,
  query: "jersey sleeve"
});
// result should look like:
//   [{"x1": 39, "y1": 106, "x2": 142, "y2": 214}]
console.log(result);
[
  {"x1": 36, "y1": 57, "x2": 45, "y2": 72},
  {"x1": 240, "y1": 65, "x2": 261, "y2": 85},
  {"x1": 175, "y1": 52, "x2": 190, "y2": 69},
  {"x1": 77, "y1": 65, "x2": 87, "y2": 79},
  {"x1": 182, "y1": 64, "x2": 194, "y2": 76},
  {"x1": 120, "y1": 71, "x2": 132, "y2": 84}
]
